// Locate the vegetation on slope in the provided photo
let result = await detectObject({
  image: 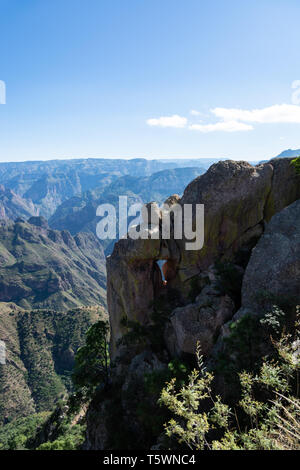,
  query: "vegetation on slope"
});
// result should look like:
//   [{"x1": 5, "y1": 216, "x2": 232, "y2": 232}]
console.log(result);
[
  {"x1": 0, "y1": 412, "x2": 50, "y2": 450},
  {"x1": 6, "y1": 318, "x2": 111, "y2": 450},
  {"x1": 0, "y1": 304, "x2": 107, "y2": 424},
  {"x1": 0, "y1": 218, "x2": 106, "y2": 311},
  {"x1": 291, "y1": 156, "x2": 300, "y2": 174},
  {"x1": 160, "y1": 306, "x2": 300, "y2": 450}
]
